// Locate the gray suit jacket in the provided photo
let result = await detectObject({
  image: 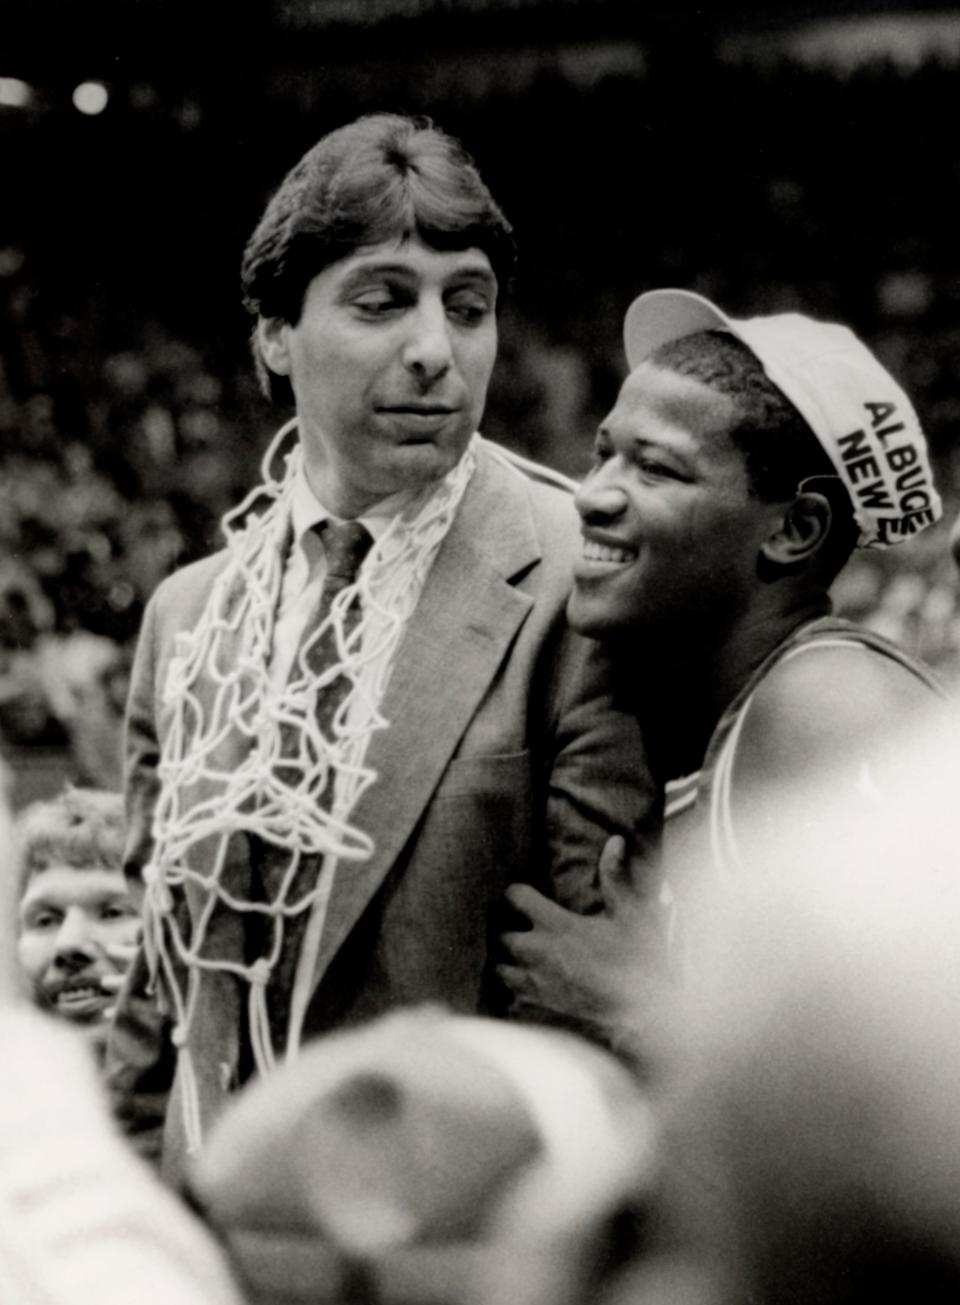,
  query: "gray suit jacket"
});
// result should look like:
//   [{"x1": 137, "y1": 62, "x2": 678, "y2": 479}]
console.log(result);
[{"x1": 108, "y1": 438, "x2": 655, "y2": 1179}]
